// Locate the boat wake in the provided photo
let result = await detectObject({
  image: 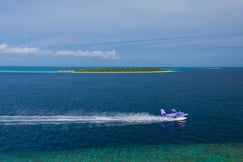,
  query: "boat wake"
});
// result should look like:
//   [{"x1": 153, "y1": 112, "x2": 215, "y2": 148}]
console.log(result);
[{"x1": 0, "y1": 113, "x2": 181, "y2": 125}]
